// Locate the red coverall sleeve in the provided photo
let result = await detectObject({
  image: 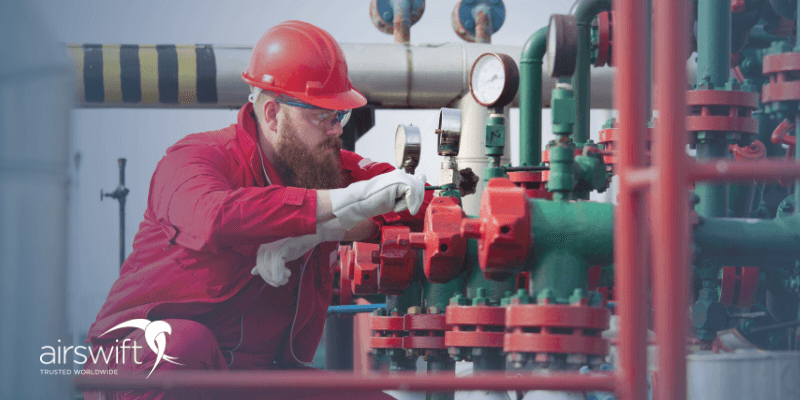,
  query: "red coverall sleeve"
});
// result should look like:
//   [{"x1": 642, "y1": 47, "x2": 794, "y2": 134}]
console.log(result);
[{"x1": 150, "y1": 143, "x2": 317, "y2": 253}]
